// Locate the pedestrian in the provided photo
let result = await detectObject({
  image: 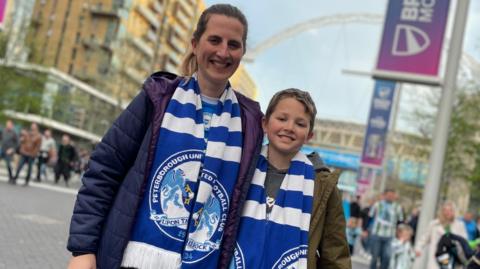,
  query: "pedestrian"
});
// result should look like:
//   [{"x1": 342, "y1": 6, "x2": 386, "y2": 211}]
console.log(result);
[
  {"x1": 366, "y1": 188, "x2": 404, "y2": 269},
  {"x1": 407, "y1": 206, "x2": 420, "y2": 244},
  {"x1": 36, "y1": 129, "x2": 56, "y2": 182},
  {"x1": 67, "y1": 4, "x2": 263, "y2": 269},
  {"x1": 1, "y1": 119, "x2": 18, "y2": 183},
  {"x1": 461, "y1": 211, "x2": 479, "y2": 241},
  {"x1": 13, "y1": 122, "x2": 42, "y2": 186},
  {"x1": 351, "y1": 195, "x2": 362, "y2": 221},
  {"x1": 360, "y1": 196, "x2": 375, "y2": 258},
  {"x1": 415, "y1": 201, "x2": 468, "y2": 269},
  {"x1": 231, "y1": 89, "x2": 351, "y2": 269},
  {"x1": 54, "y1": 134, "x2": 76, "y2": 186},
  {"x1": 389, "y1": 224, "x2": 415, "y2": 269},
  {"x1": 347, "y1": 217, "x2": 362, "y2": 255}
]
